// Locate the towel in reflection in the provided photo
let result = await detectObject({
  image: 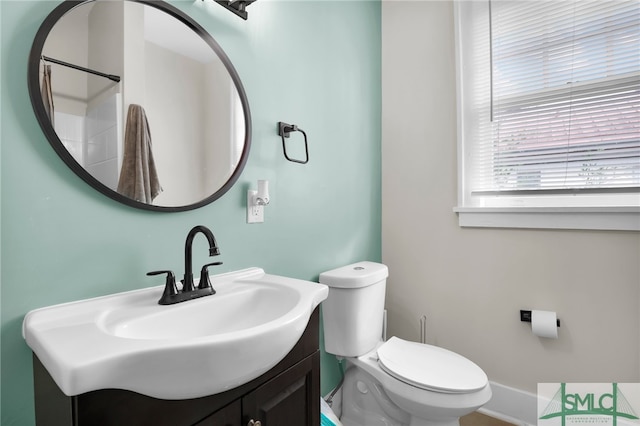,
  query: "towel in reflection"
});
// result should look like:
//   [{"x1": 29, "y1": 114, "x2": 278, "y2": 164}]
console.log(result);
[
  {"x1": 41, "y1": 64, "x2": 55, "y2": 125},
  {"x1": 117, "y1": 104, "x2": 162, "y2": 203}
]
